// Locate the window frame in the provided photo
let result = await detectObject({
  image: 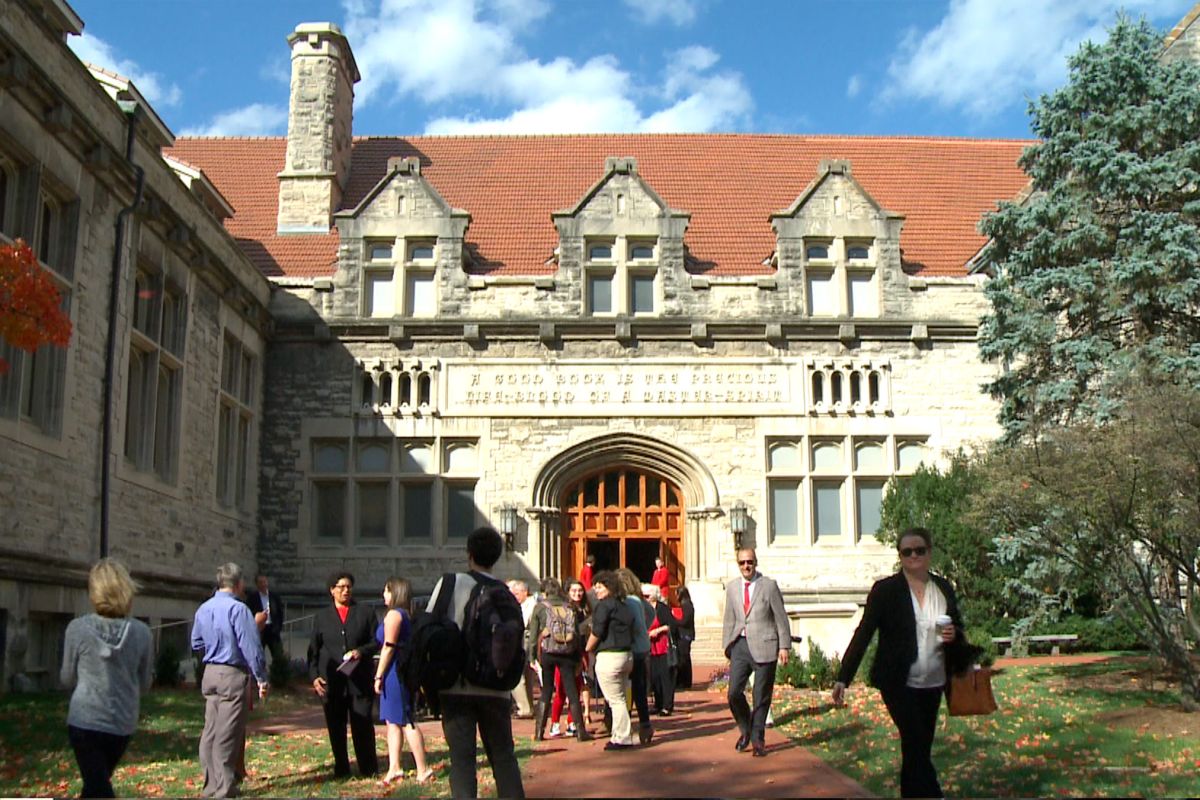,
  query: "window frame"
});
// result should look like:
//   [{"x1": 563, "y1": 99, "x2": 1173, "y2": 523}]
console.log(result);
[
  {"x1": 215, "y1": 333, "x2": 257, "y2": 512},
  {"x1": 583, "y1": 235, "x2": 659, "y2": 317}
]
